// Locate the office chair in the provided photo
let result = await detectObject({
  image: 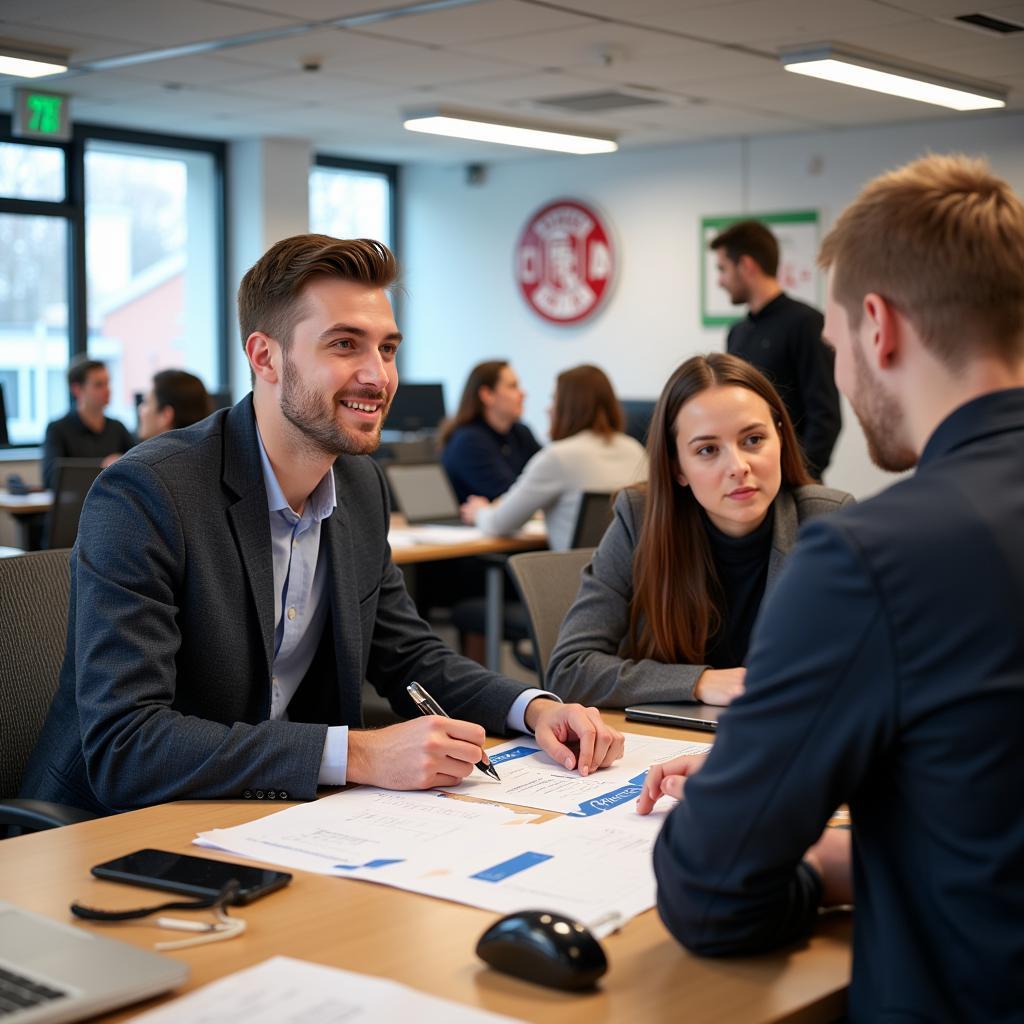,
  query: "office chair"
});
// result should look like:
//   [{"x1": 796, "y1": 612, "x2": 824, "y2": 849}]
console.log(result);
[
  {"x1": 570, "y1": 492, "x2": 615, "y2": 549},
  {"x1": 0, "y1": 549, "x2": 97, "y2": 834},
  {"x1": 506, "y1": 548, "x2": 595, "y2": 678},
  {"x1": 44, "y1": 459, "x2": 103, "y2": 550}
]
